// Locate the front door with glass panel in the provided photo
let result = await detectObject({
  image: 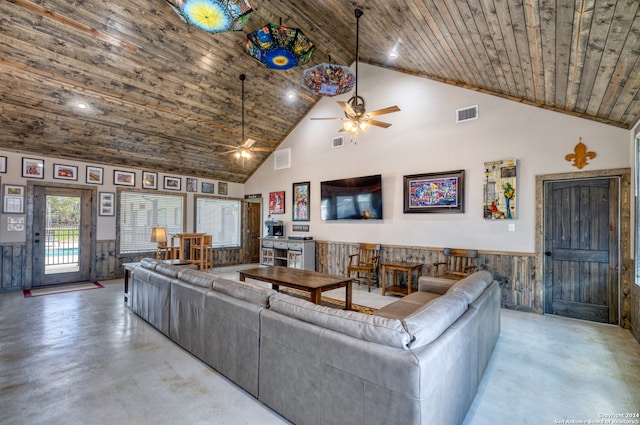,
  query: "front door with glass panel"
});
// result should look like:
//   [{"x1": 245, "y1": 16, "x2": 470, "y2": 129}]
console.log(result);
[{"x1": 32, "y1": 186, "x2": 92, "y2": 286}]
